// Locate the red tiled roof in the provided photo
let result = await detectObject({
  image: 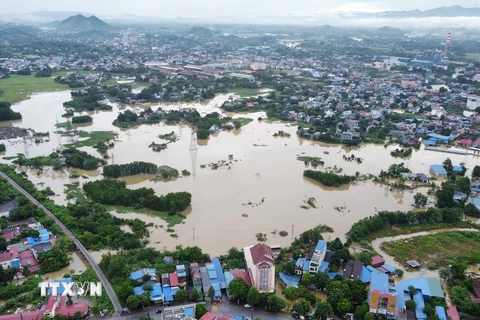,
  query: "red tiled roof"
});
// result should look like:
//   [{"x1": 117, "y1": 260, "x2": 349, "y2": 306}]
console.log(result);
[
  {"x1": 200, "y1": 312, "x2": 217, "y2": 320},
  {"x1": 2, "y1": 233, "x2": 14, "y2": 240},
  {"x1": 0, "y1": 311, "x2": 45, "y2": 320},
  {"x1": 0, "y1": 252, "x2": 11, "y2": 263},
  {"x1": 169, "y1": 273, "x2": 179, "y2": 287},
  {"x1": 460, "y1": 139, "x2": 473, "y2": 145},
  {"x1": 231, "y1": 269, "x2": 252, "y2": 286},
  {"x1": 218, "y1": 314, "x2": 234, "y2": 320},
  {"x1": 250, "y1": 243, "x2": 274, "y2": 265},
  {"x1": 447, "y1": 306, "x2": 460, "y2": 320},
  {"x1": 371, "y1": 256, "x2": 385, "y2": 267}
]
